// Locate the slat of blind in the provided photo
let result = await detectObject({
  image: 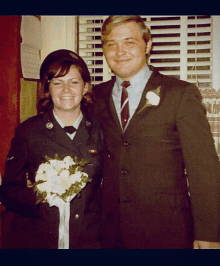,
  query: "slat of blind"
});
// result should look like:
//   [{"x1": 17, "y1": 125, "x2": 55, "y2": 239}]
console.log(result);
[
  {"x1": 152, "y1": 44, "x2": 211, "y2": 51},
  {"x1": 151, "y1": 29, "x2": 181, "y2": 34},
  {"x1": 151, "y1": 54, "x2": 181, "y2": 58},
  {"x1": 188, "y1": 27, "x2": 212, "y2": 33},
  {"x1": 152, "y1": 46, "x2": 180, "y2": 51},
  {"x1": 187, "y1": 53, "x2": 212, "y2": 58},
  {"x1": 78, "y1": 15, "x2": 213, "y2": 87},
  {"x1": 151, "y1": 37, "x2": 181, "y2": 42}
]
